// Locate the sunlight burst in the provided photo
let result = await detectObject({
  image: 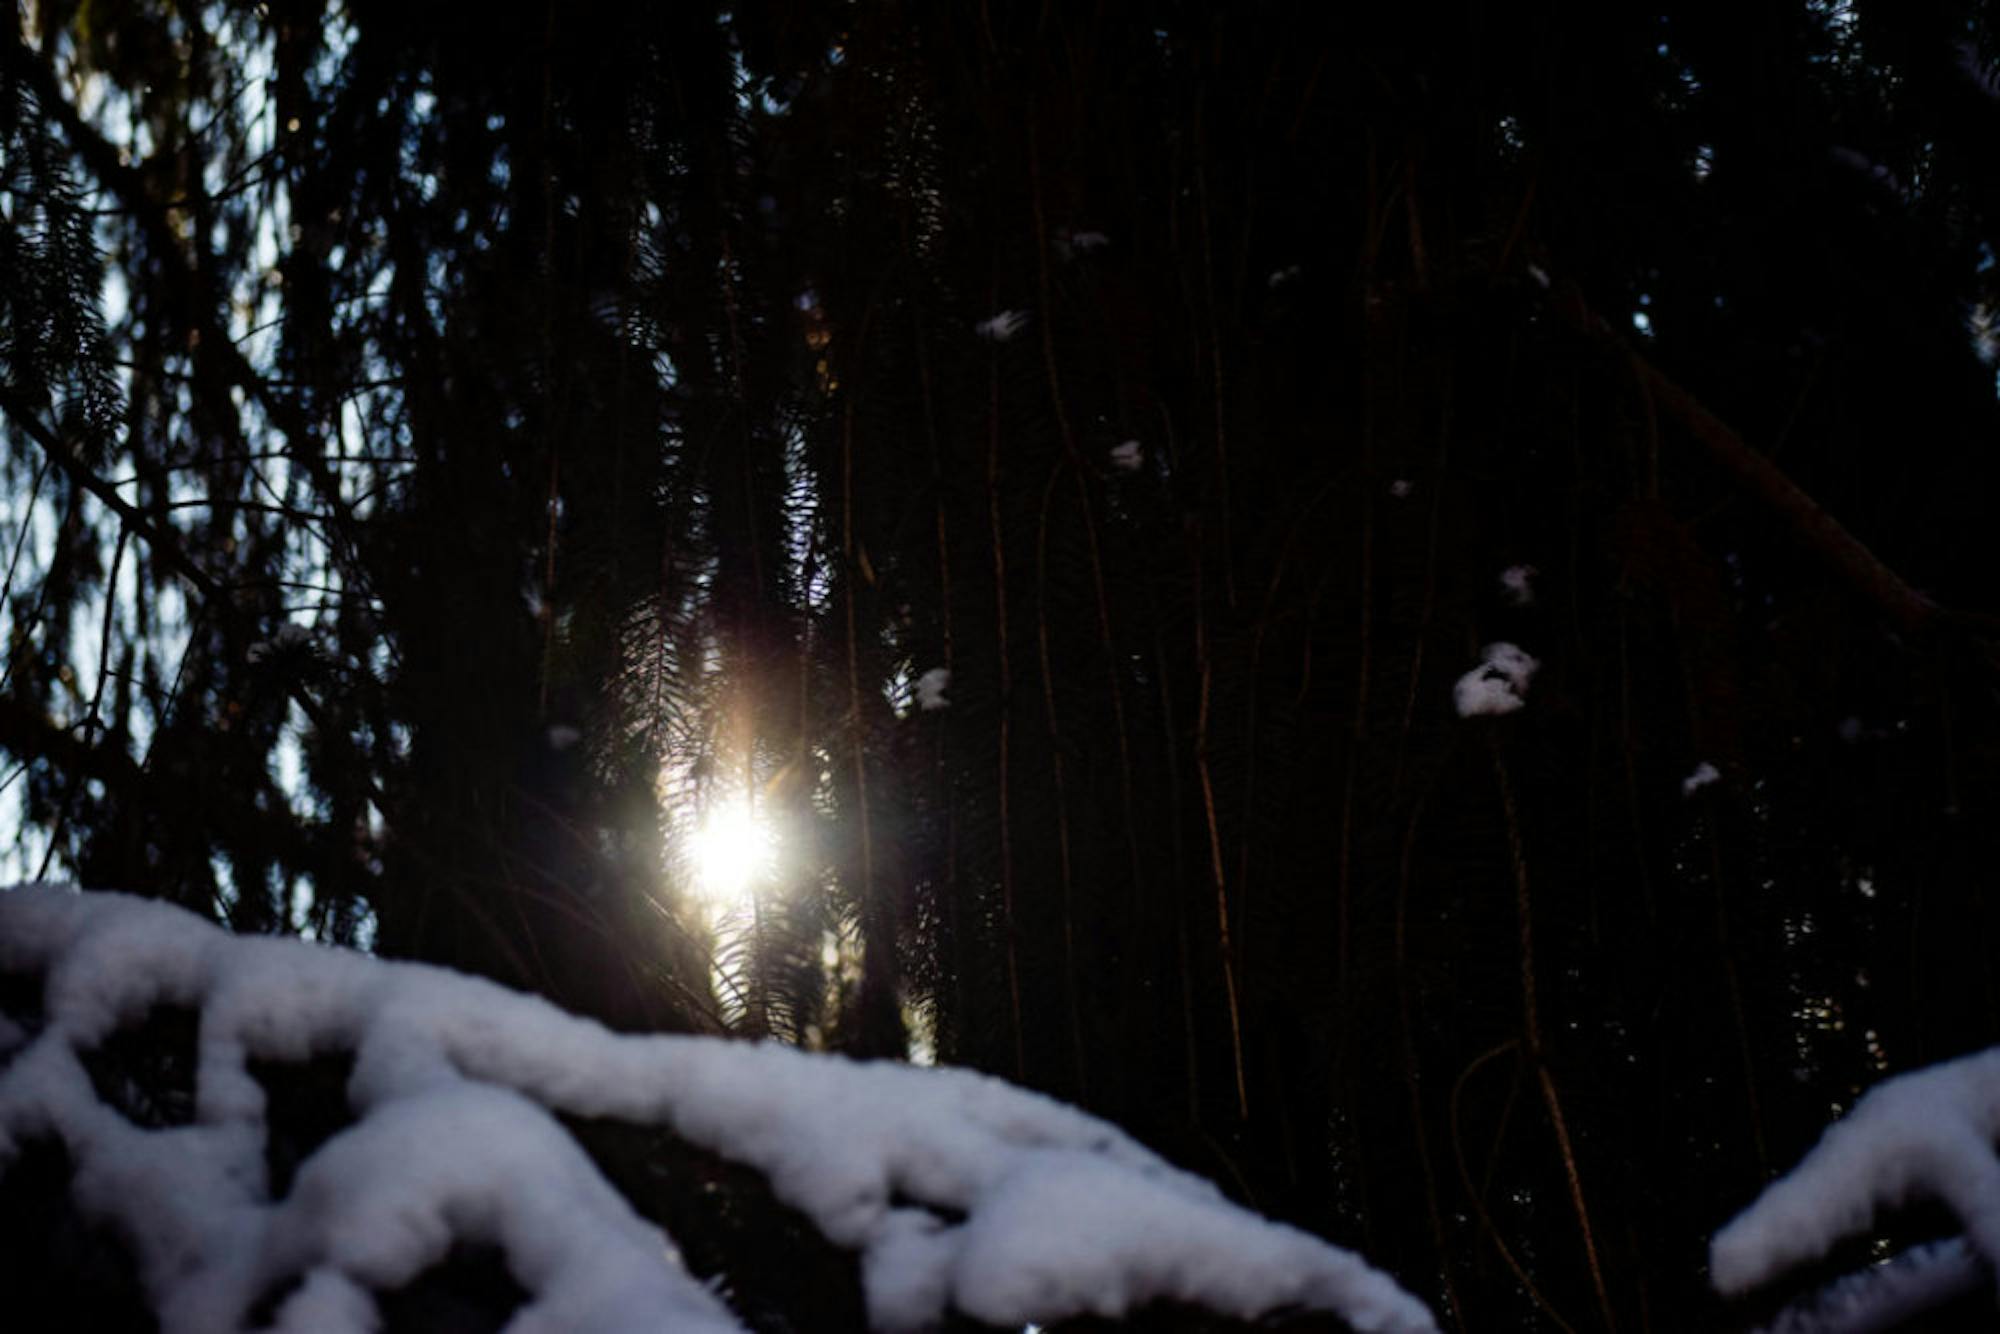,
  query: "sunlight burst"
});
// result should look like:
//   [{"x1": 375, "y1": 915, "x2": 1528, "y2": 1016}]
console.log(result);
[{"x1": 687, "y1": 798, "x2": 779, "y2": 908}]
